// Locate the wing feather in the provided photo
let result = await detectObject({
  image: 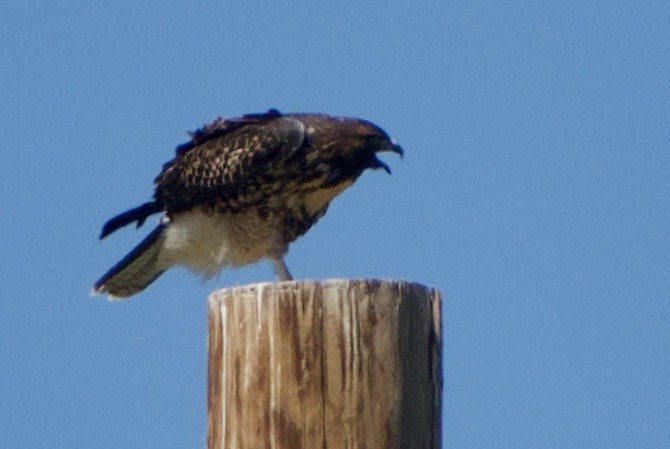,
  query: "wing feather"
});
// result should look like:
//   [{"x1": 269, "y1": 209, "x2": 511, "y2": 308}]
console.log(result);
[{"x1": 154, "y1": 111, "x2": 305, "y2": 213}]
